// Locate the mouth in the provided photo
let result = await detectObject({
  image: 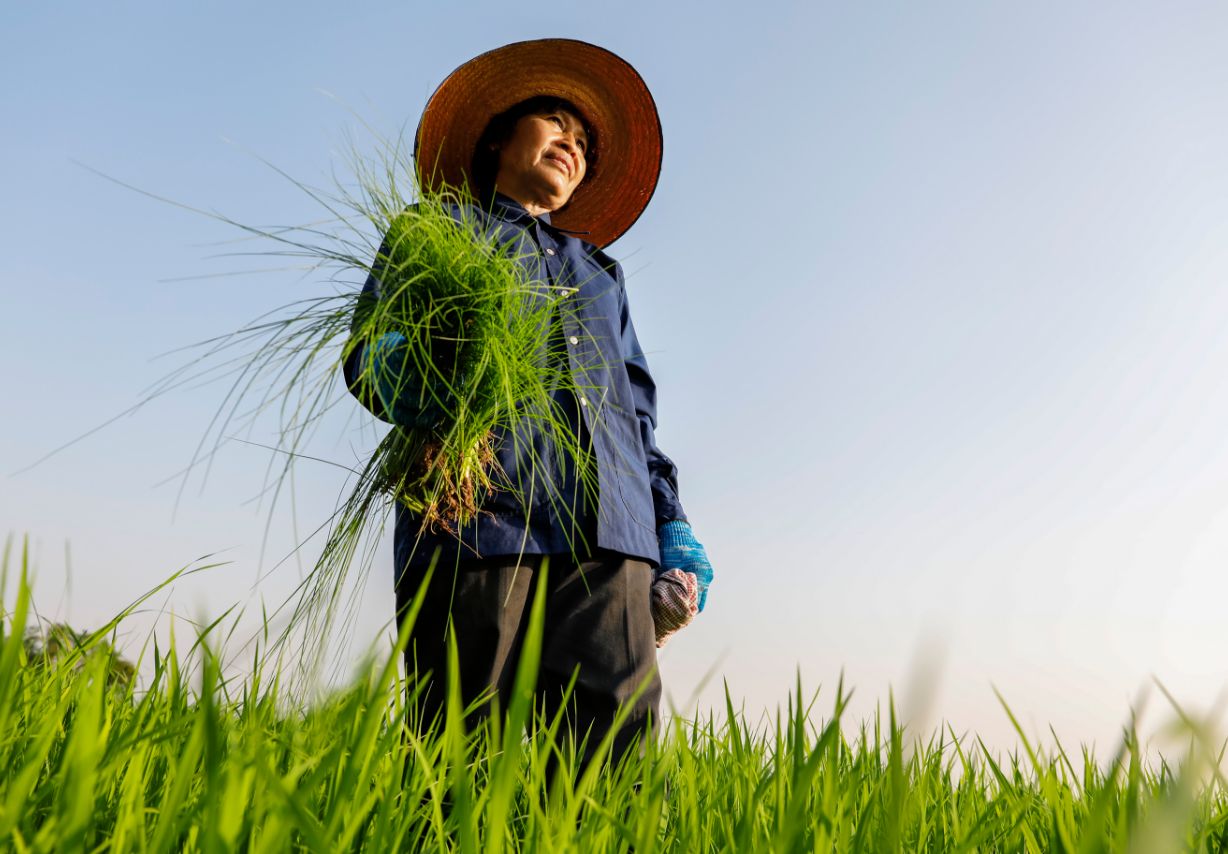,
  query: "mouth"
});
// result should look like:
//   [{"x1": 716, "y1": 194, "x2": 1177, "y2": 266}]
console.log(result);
[{"x1": 543, "y1": 152, "x2": 572, "y2": 178}]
